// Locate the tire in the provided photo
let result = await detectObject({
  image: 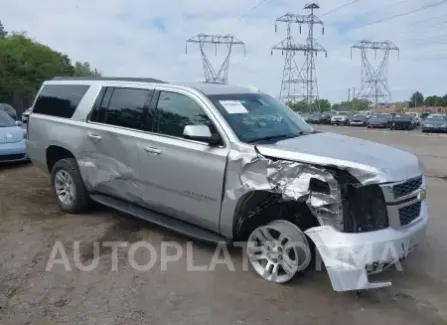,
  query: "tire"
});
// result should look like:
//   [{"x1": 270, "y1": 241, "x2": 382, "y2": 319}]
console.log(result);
[{"x1": 50, "y1": 158, "x2": 90, "y2": 213}]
